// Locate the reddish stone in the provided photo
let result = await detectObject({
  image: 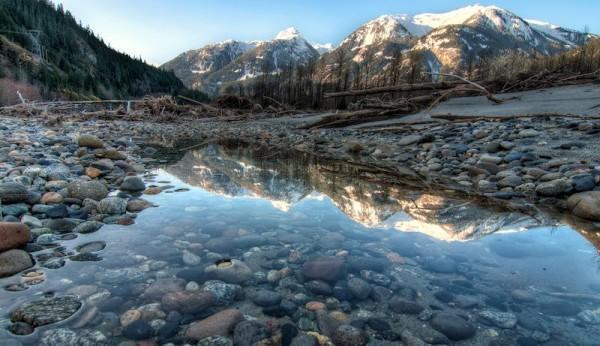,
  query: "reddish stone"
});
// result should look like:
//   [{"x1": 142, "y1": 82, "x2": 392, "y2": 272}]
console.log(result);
[
  {"x1": 0, "y1": 222, "x2": 31, "y2": 252},
  {"x1": 161, "y1": 291, "x2": 216, "y2": 314},
  {"x1": 41, "y1": 192, "x2": 64, "y2": 204},
  {"x1": 186, "y1": 309, "x2": 243, "y2": 340}
]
